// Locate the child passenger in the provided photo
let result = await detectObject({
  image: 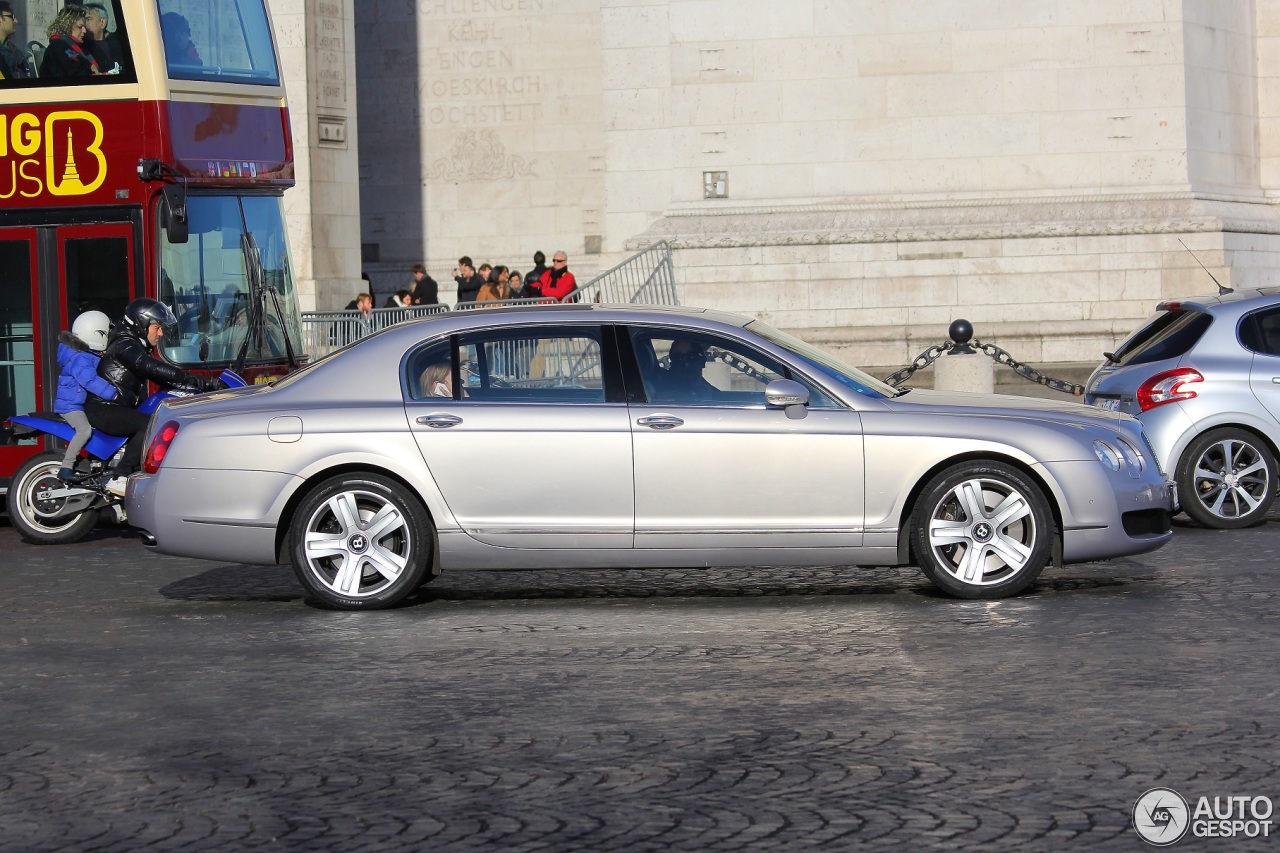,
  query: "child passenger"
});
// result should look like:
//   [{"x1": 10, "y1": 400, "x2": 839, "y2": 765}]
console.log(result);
[{"x1": 55, "y1": 311, "x2": 117, "y2": 481}]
